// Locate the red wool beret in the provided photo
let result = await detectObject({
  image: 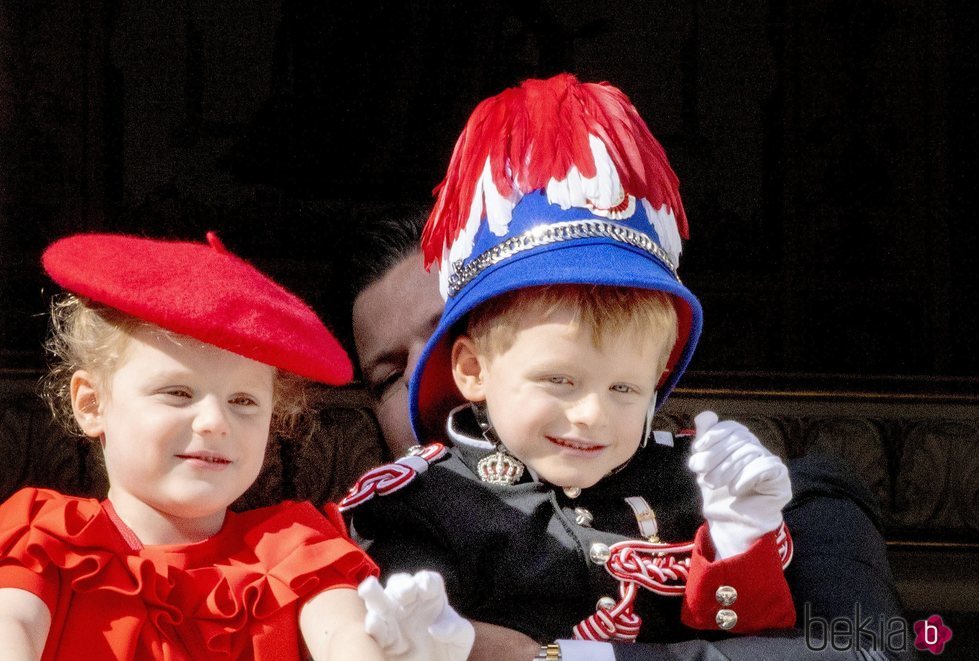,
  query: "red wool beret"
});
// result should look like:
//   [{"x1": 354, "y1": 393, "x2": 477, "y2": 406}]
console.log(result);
[{"x1": 42, "y1": 232, "x2": 353, "y2": 385}]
